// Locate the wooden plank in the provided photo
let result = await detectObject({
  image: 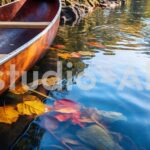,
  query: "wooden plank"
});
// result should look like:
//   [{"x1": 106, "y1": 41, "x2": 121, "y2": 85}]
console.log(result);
[{"x1": 0, "y1": 22, "x2": 50, "y2": 29}]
